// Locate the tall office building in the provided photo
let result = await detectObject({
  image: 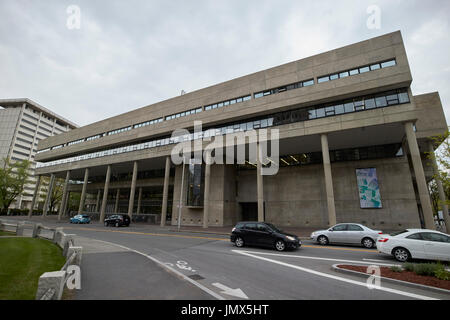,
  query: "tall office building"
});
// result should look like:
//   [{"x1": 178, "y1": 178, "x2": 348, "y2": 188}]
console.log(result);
[{"x1": 0, "y1": 99, "x2": 78, "y2": 210}]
